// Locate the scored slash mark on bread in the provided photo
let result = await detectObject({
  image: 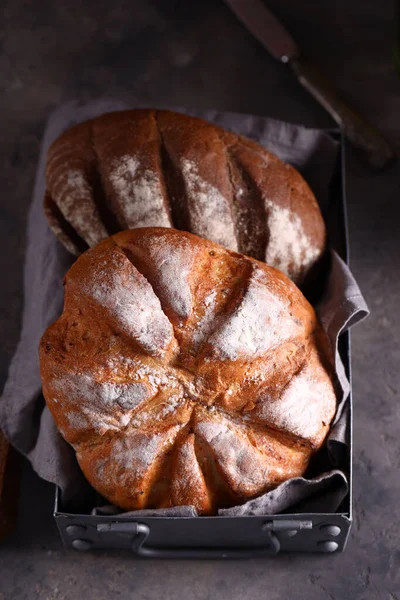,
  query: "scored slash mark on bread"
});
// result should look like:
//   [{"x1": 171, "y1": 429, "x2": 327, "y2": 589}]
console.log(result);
[
  {"x1": 44, "y1": 110, "x2": 326, "y2": 286},
  {"x1": 39, "y1": 228, "x2": 336, "y2": 514}
]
